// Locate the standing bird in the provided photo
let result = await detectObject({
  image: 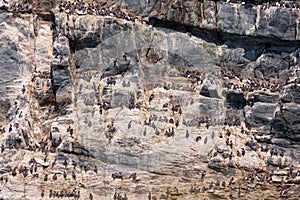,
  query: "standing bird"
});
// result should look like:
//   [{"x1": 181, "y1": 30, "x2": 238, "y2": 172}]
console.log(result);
[
  {"x1": 185, "y1": 130, "x2": 189, "y2": 139},
  {"x1": 201, "y1": 171, "x2": 206, "y2": 180},
  {"x1": 155, "y1": 128, "x2": 160, "y2": 135},
  {"x1": 127, "y1": 121, "x2": 132, "y2": 129},
  {"x1": 204, "y1": 136, "x2": 208, "y2": 144},
  {"x1": 63, "y1": 159, "x2": 68, "y2": 168},
  {"x1": 12, "y1": 167, "x2": 17, "y2": 176},
  {"x1": 53, "y1": 173, "x2": 57, "y2": 181},
  {"x1": 69, "y1": 128, "x2": 73, "y2": 137},
  {"x1": 83, "y1": 165, "x2": 88, "y2": 173},
  {"x1": 229, "y1": 177, "x2": 234, "y2": 186},
  {"x1": 22, "y1": 167, "x2": 28, "y2": 177},
  {"x1": 63, "y1": 171, "x2": 67, "y2": 180},
  {"x1": 44, "y1": 174, "x2": 48, "y2": 181},
  {"x1": 72, "y1": 160, "x2": 77, "y2": 169},
  {"x1": 211, "y1": 131, "x2": 215, "y2": 139},
  {"x1": 72, "y1": 171, "x2": 76, "y2": 180},
  {"x1": 219, "y1": 132, "x2": 223, "y2": 138},
  {"x1": 94, "y1": 165, "x2": 98, "y2": 174},
  {"x1": 222, "y1": 181, "x2": 226, "y2": 187},
  {"x1": 89, "y1": 193, "x2": 93, "y2": 200},
  {"x1": 149, "y1": 93, "x2": 154, "y2": 102},
  {"x1": 241, "y1": 148, "x2": 245, "y2": 156},
  {"x1": 52, "y1": 158, "x2": 57, "y2": 168},
  {"x1": 21, "y1": 85, "x2": 26, "y2": 94}
]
